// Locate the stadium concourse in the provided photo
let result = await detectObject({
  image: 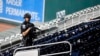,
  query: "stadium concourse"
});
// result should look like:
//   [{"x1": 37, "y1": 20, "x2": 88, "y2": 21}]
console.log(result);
[{"x1": 0, "y1": 5, "x2": 100, "y2": 56}]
